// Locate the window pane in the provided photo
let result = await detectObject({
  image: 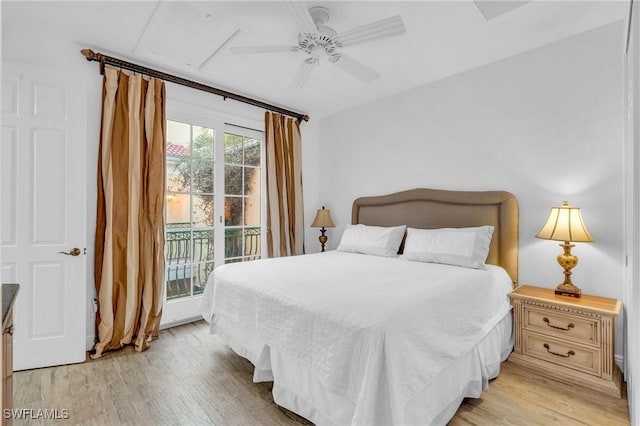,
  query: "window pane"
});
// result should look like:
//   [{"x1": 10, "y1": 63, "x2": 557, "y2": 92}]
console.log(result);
[
  {"x1": 244, "y1": 167, "x2": 260, "y2": 196},
  {"x1": 166, "y1": 158, "x2": 190, "y2": 192},
  {"x1": 225, "y1": 197, "x2": 243, "y2": 226},
  {"x1": 166, "y1": 212, "x2": 192, "y2": 300},
  {"x1": 166, "y1": 228, "x2": 191, "y2": 263},
  {"x1": 225, "y1": 227, "x2": 243, "y2": 258},
  {"x1": 192, "y1": 229, "x2": 214, "y2": 263},
  {"x1": 166, "y1": 262, "x2": 191, "y2": 300},
  {"x1": 244, "y1": 138, "x2": 260, "y2": 166},
  {"x1": 166, "y1": 193, "x2": 191, "y2": 225},
  {"x1": 192, "y1": 127, "x2": 214, "y2": 159},
  {"x1": 244, "y1": 227, "x2": 261, "y2": 259},
  {"x1": 225, "y1": 133, "x2": 243, "y2": 165},
  {"x1": 167, "y1": 120, "x2": 191, "y2": 157},
  {"x1": 193, "y1": 194, "x2": 214, "y2": 227},
  {"x1": 191, "y1": 160, "x2": 214, "y2": 194},
  {"x1": 244, "y1": 198, "x2": 260, "y2": 226},
  {"x1": 193, "y1": 262, "x2": 214, "y2": 296},
  {"x1": 225, "y1": 165, "x2": 243, "y2": 195}
]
